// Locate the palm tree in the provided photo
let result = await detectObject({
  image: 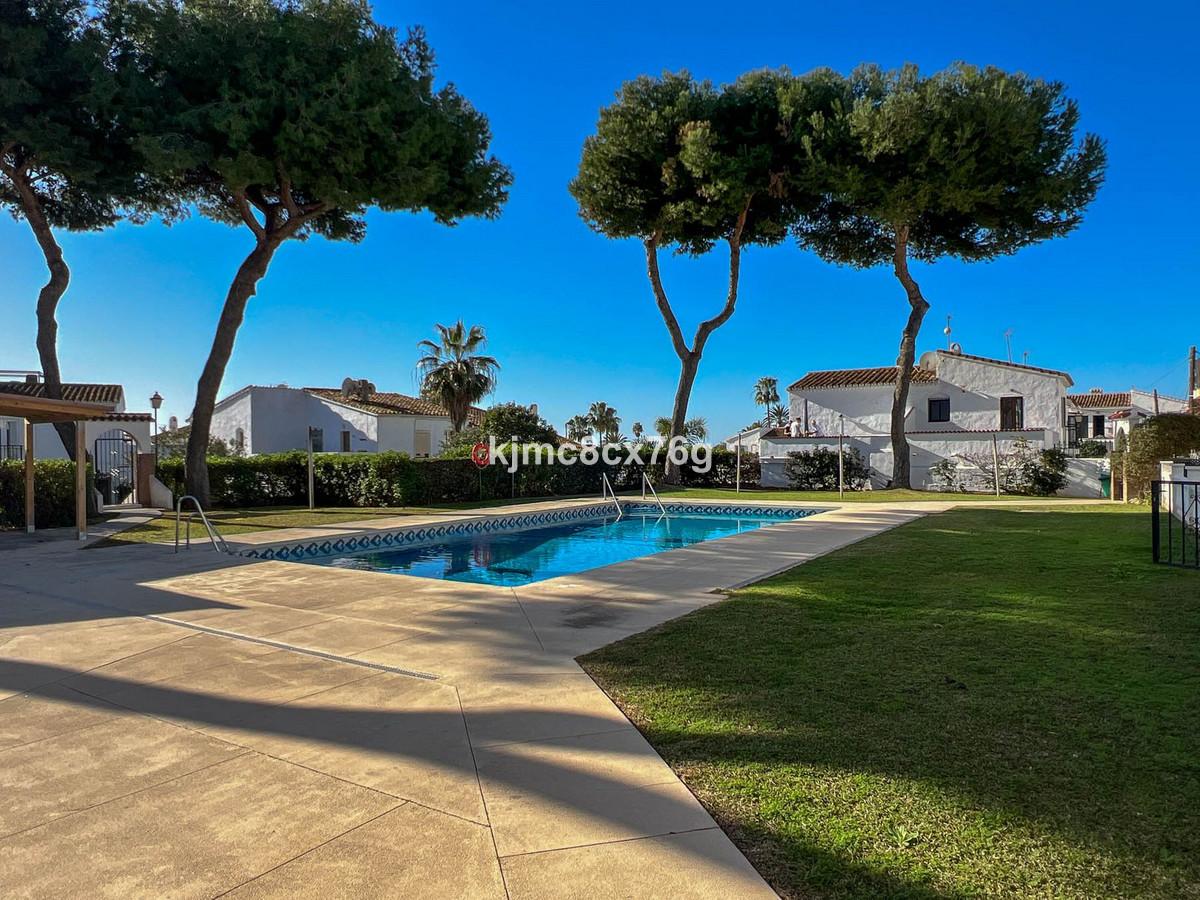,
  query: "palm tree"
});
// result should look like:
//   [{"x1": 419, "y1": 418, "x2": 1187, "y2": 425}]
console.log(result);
[
  {"x1": 587, "y1": 401, "x2": 620, "y2": 446},
  {"x1": 631, "y1": 421, "x2": 644, "y2": 442},
  {"x1": 754, "y1": 376, "x2": 779, "y2": 427},
  {"x1": 768, "y1": 403, "x2": 789, "y2": 428},
  {"x1": 416, "y1": 321, "x2": 499, "y2": 432},
  {"x1": 565, "y1": 415, "x2": 591, "y2": 442},
  {"x1": 655, "y1": 415, "x2": 707, "y2": 442}
]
